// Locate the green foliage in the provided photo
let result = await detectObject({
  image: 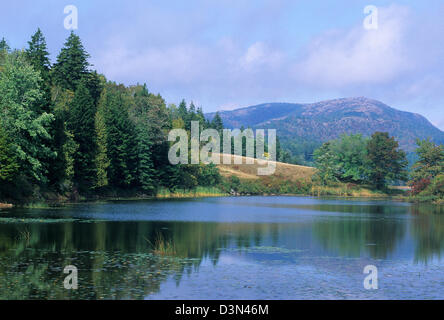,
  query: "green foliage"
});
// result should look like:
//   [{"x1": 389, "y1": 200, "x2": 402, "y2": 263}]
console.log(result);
[
  {"x1": 26, "y1": 28, "x2": 51, "y2": 112},
  {"x1": 366, "y1": 132, "x2": 408, "y2": 189},
  {"x1": 95, "y1": 88, "x2": 110, "y2": 188},
  {"x1": 408, "y1": 139, "x2": 444, "y2": 200},
  {"x1": 410, "y1": 138, "x2": 444, "y2": 182},
  {"x1": 52, "y1": 31, "x2": 90, "y2": 91},
  {"x1": 0, "y1": 30, "x2": 225, "y2": 202},
  {"x1": 210, "y1": 112, "x2": 224, "y2": 131},
  {"x1": 314, "y1": 132, "x2": 407, "y2": 190},
  {"x1": 199, "y1": 163, "x2": 222, "y2": 186},
  {"x1": 0, "y1": 51, "x2": 54, "y2": 184},
  {"x1": 103, "y1": 84, "x2": 138, "y2": 187},
  {"x1": 68, "y1": 80, "x2": 98, "y2": 191},
  {"x1": 313, "y1": 142, "x2": 339, "y2": 185},
  {"x1": 314, "y1": 134, "x2": 368, "y2": 185},
  {"x1": 0, "y1": 126, "x2": 19, "y2": 182},
  {"x1": 423, "y1": 174, "x2": 444, "y2": 197},
  {"x1": 0, "y1": 37, "x2": 10, "y2": 52}
]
